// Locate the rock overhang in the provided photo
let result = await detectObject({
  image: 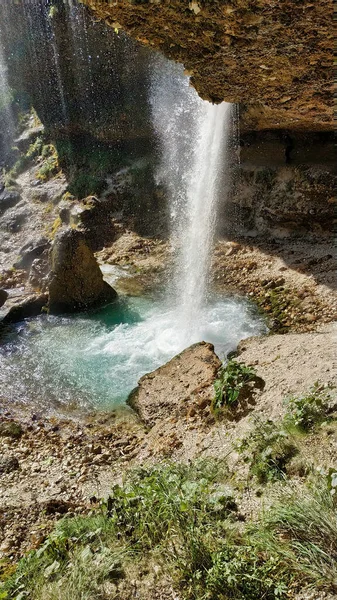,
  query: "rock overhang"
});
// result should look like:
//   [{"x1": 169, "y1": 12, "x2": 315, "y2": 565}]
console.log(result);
[{"x1": 80, "y1": 0, "x2": 333, "y2": 132}]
